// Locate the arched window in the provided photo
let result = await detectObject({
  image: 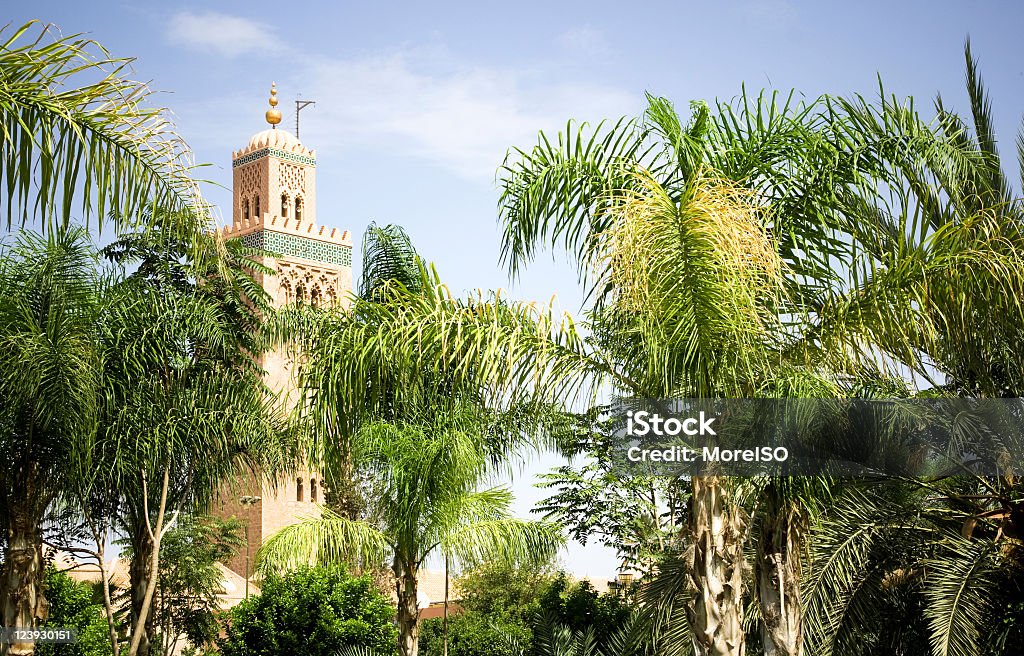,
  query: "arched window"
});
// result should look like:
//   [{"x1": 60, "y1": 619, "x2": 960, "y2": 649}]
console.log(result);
[
  {"x1": 297, "y1": 477, "x2": 304, "y2": 502},
  {"x1": 281, "y1": 193, "x2": 289, "y2": 218},
  {"x1": 310, "y1": 286, "x2": 321, "y2": 307},
  {"x1": 254, "y1": 195, "x2": 261, "y2": 218},
  {"x1": 295, "y1": 283, "x2": 306, "y2": 304},
  {"x1": 295, "y1": 197, "x2": 303, "y2": 222},
  {"x1": 311, "y1": 479, "x2": 318, "y2": 503},
  {"x1": 242, "y1": 198, "x2": 250, "y2": 220}
]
